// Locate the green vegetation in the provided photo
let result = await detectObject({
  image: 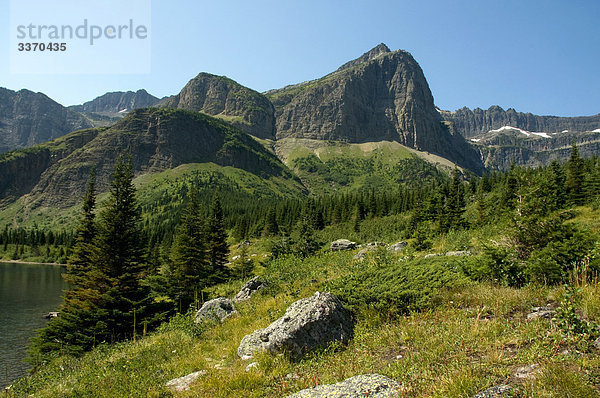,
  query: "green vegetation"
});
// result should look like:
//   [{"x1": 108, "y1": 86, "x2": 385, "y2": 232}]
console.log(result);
[{"x1": 4, "y1": 145, "x2": 600, "y2": 397}]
